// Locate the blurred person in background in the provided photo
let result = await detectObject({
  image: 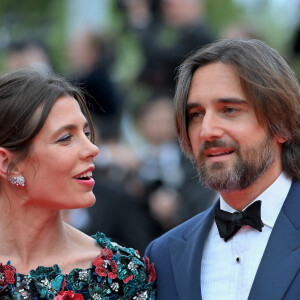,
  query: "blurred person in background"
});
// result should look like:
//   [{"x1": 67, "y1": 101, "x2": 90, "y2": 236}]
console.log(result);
[
  {"x1": 67, "y1": 30, "x2": 122, "y2": 143},
  {"x1": 4, "y1": 38, "x2": 53, "y2": 73},
  {"x1": 115, "y1": 0, "x2": 214, "y2": 114},
  {"x1": 220, "y1": 21, "x2": 262, "y2": 41},
  {"x1": 118, "y1": 0, "x2": 155, "y2": 31},
  {"x1": 135, "y1": 0, "x2": 214, "y2": 95},
  {"x1": 135, "y1": 96, "x2": 184, "y2": 234}
]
